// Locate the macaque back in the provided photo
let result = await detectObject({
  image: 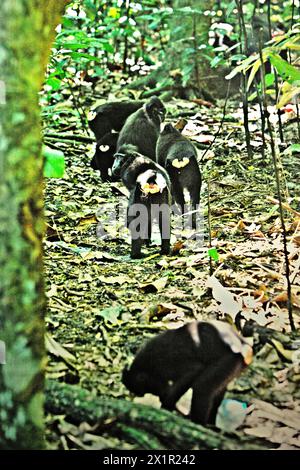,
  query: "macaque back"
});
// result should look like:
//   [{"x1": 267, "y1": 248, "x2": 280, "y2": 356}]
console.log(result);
[
  {"x1": 117, "y1": 97, "x2": 166, "y2": 160},
  {"x1": 88, "y1": 100, "x2": 144, "y2": 140}
]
